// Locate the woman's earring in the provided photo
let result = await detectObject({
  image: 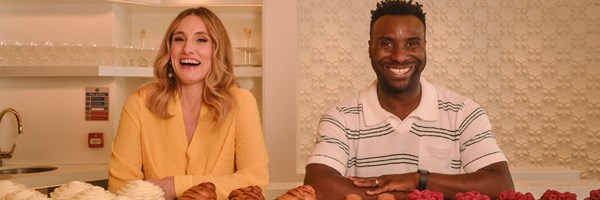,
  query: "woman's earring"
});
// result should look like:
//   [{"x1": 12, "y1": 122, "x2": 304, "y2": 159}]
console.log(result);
[{"x1": 167, "y1": 62, "x2": 174, "y2": 78}]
